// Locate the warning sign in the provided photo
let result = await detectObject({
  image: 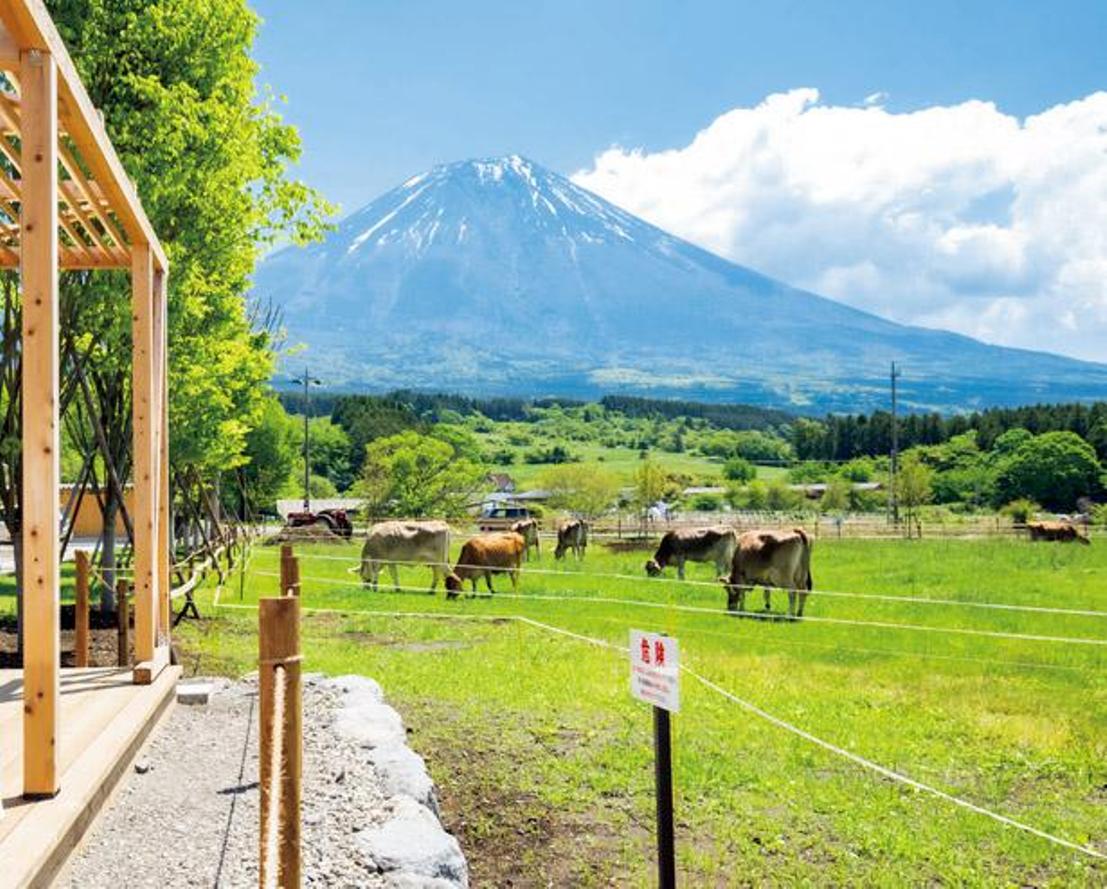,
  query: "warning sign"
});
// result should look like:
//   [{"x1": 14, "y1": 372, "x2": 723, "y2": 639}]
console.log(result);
[{"x1": 629, "y1": 629, "x2": 680, "y2": 712}]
